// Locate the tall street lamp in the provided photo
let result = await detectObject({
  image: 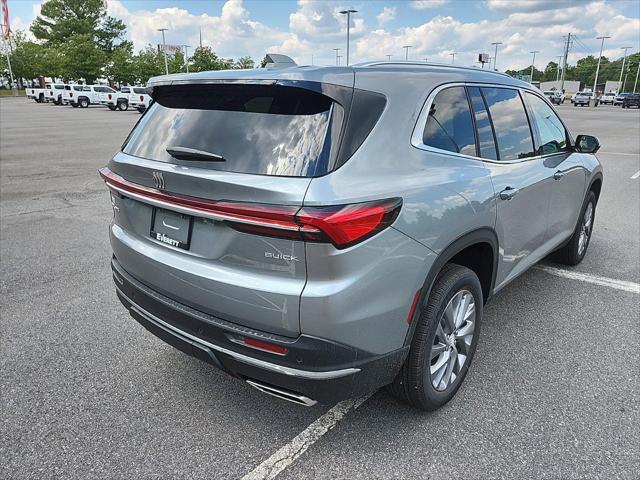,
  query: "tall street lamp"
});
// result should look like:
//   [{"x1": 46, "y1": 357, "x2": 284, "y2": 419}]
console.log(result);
[
  {"x1": 556, "y1": 55, "x2": 563, "y2": 81},
  {"x1": 158, "y1": 28, "x2": 169, "y2": 75},
  {"x1": 450, "y1": 52, "x2": 456, "y2": 64},
  {"x1": 619, "y1": 46, "x2": 631, "y2": 92},
  {"x1": 530, "y1": 50, "x2": 540, "y2": 83},
  {"x1": 339, "y1": 9, "x2": 357, "y2": 66},
  {"x1": 403, "y1": 45, "x2": 412, "y2": 61},
  {"x1": 592, "y1": 36, "x2": 610, "y2": 94},
  {"x1": 491, "y1": 42, "x2": 502, "y2": 71},
  {"x1": 182, "y1": 45, "x2": 190, "y2": 73},
  {"x1": 333, "y1": 48, "x2": 340, "y2": 66}
]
